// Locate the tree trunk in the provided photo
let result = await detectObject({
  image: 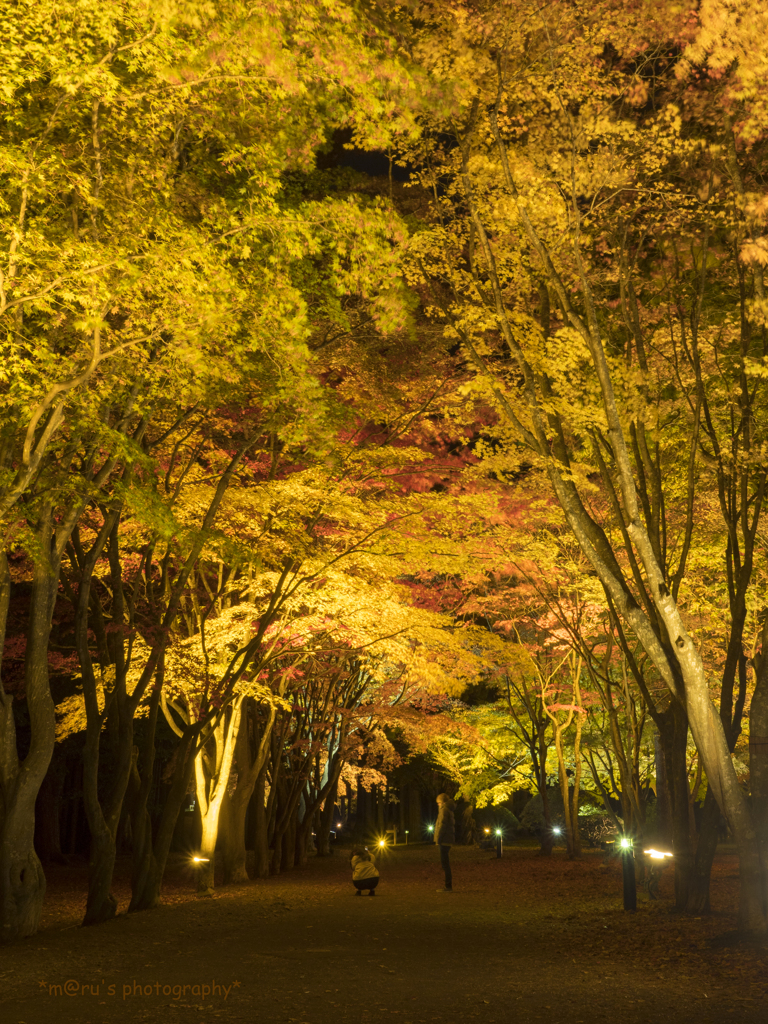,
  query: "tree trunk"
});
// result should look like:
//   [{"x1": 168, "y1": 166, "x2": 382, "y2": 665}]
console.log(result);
[
  {"x1": 751, "y1": 623, "x2": 768, "y2": 881},
  {"x1": 657, "y1": 703, "x2": 693, "y2": 910},
  {"x1": 34, "y1": 751, "x2": 67, "y2": 864},
  {"x1": 221, "y1": 787, "x2": 250, "y2": 884},
  {"x1": 196, "y1": 813, "x2": 218, "y2": 894},
  {"x1": 129, "y1": 728, "x2": 197, "y2": 912},
  {"x1": 128, "y1": 686, "x2": 163, "y2": 912},
  {"x1": 654, "y1": 728, "x2": 671, "y2": 845},
  {"x1": 537, "y1": 736, "x2": 553, "y2": 856},
  {"x1": 220, "y1": 700, "x2": 276, "y2": 885},
  {"x1": 295, "y1": 813, "x2": 313, "y2": 867},
  {"x1": 250, "y1": 767, "x2": 270, "y2": 879},
  {"x1": 686, "y1": 789, "x2": 720, "y2": 913},
  {"x1": 81, "y1": 701, "x2": 136, "y2": 924},
  {"x1": 282, "y1": 809, "x2": 297, "y2": 871},
  {"x1": 0, "y1": 547, "x2": 58, "y2": 941},
  {"x1": 376, "y1": 784, "x2": 385, "y2": 834},
  {"x1": 316, "y1": 779, "x2": 339, "y2": 857},
  {"x1": 193, "y1": 701, "x2": 242, "y2": 895}
]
